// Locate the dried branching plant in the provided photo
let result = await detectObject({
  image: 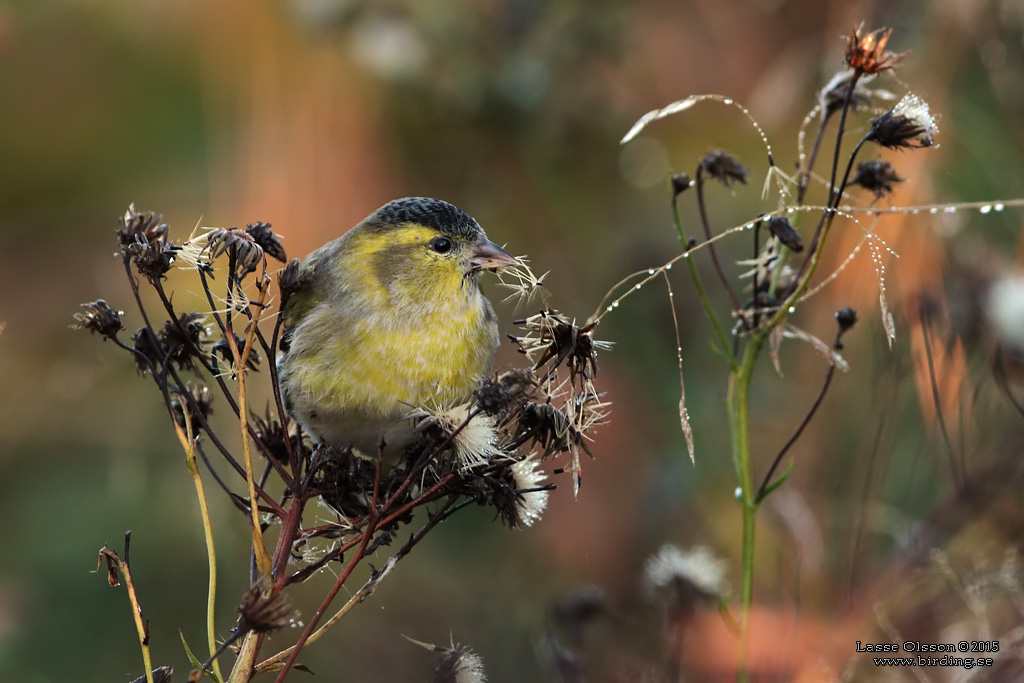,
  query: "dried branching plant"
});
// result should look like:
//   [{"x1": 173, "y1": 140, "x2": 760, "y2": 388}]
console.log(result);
[
  {"x1": 603, "y1": 23, "x2": 1024, "y2": 681},
  {"x1": 75, "y1": 205, "x2": 607, "y2": 682}
]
